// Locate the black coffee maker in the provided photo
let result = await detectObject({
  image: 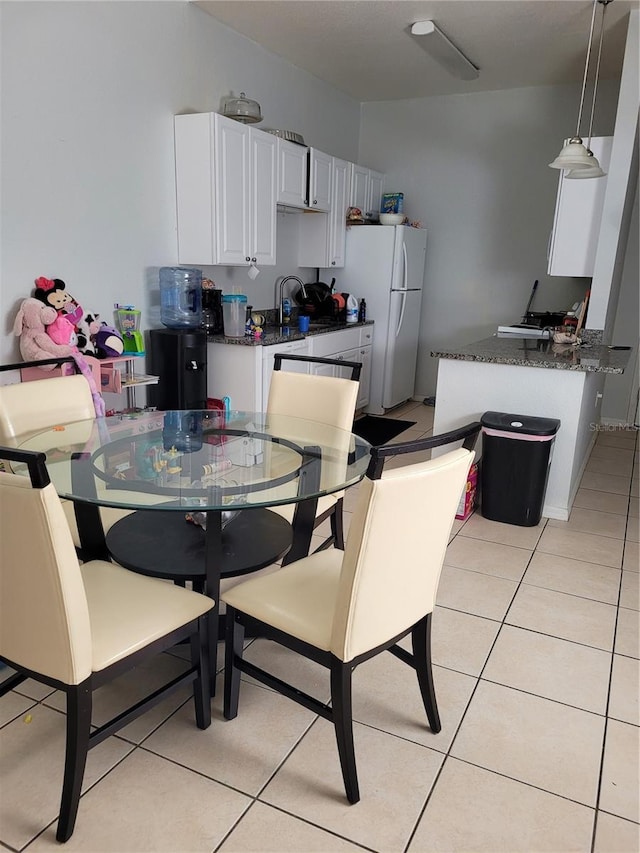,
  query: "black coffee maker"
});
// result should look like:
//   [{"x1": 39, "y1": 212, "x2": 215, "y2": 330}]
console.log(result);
[{"x1": 201, "y1": 285, "x2": 223, "y2": 335}]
